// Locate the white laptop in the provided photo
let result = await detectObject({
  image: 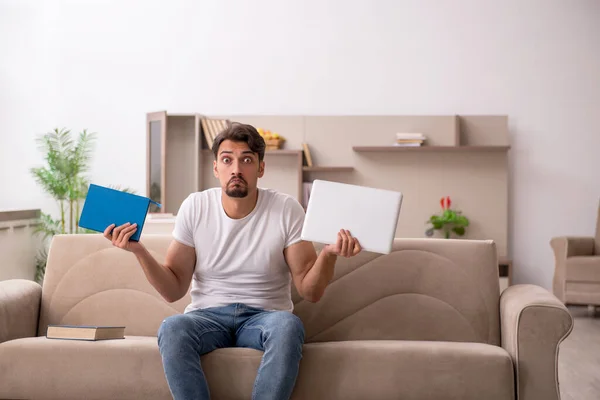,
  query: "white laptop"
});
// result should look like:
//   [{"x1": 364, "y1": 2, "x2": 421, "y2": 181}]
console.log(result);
[{"x1": 301, "y1": 180, "x2": 403, "y2": 254}]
